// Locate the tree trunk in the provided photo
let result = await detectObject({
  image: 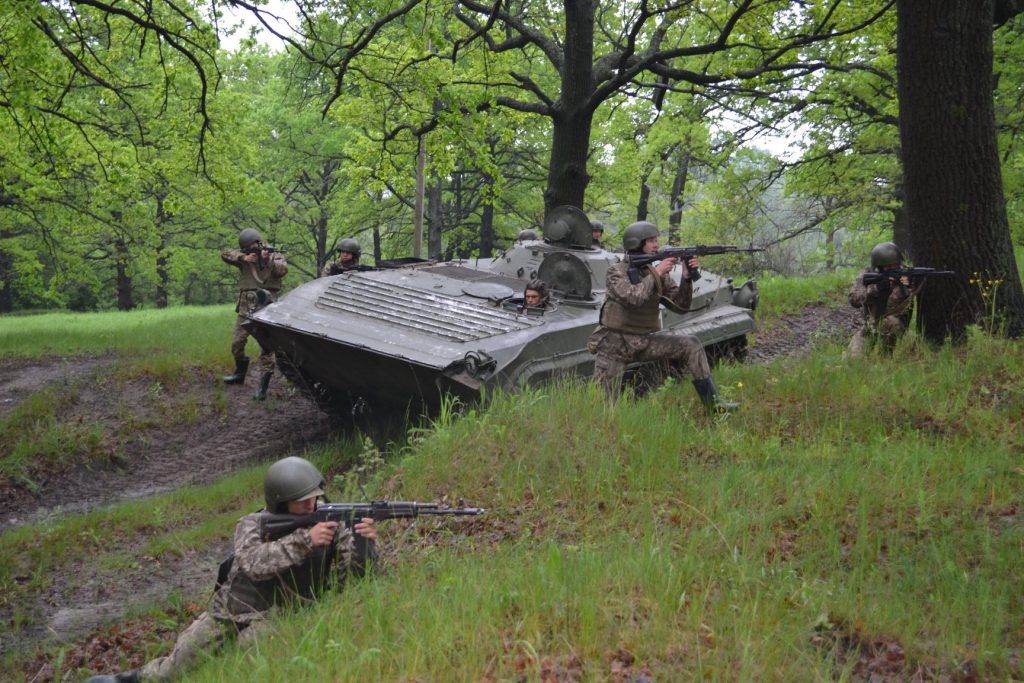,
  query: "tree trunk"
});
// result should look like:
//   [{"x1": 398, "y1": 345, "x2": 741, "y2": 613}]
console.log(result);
[
  {"x1": 667, "y1": 152, "x2": 691, "y2": 245},
  {"x1": 155, "y1": 196, "x2": 169, "y2": 309},
  {"x1": 427, "y1": 174, "x2": 443, "y2": 260},
  {"x1": 115, "y1": 238, "x2": 135, "y2": 311},
  {"x1": 0, "y1": 249, "x2": 14, "y2": 312},
  {"x1": 636, "y1": 170, "x2": 651, "y2": 222},
  {"x1": 897, "y1": 0, "x2": 1024, "y2": 340},
  {"x1": 544, "y1": 0, "x2": 595, "y2": 214}
]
